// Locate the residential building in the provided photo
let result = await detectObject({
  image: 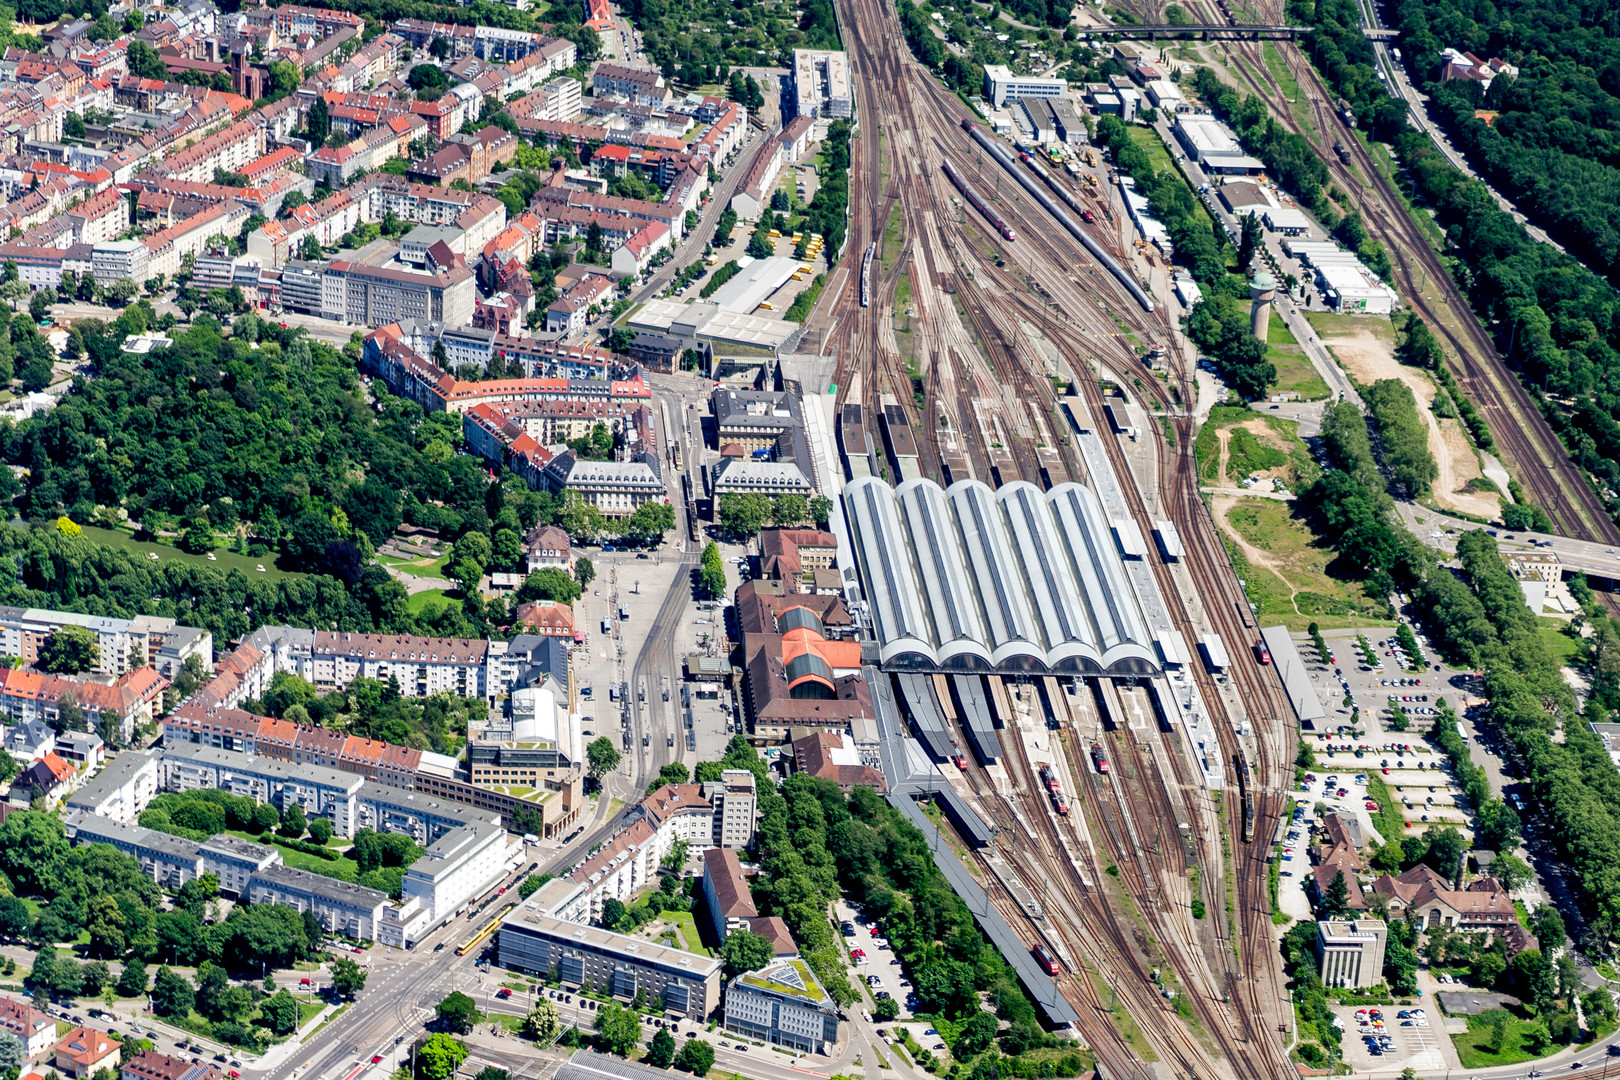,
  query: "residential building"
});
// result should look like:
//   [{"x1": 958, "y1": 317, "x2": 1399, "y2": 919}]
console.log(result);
[
  {"x1": 64, "y1": 813, "x2": 208, "y2": 890},
  {"x1": 354, "y1": 781, "x2": 505, "y2": 846},
  {"x1": 64, "y1": 751, "x2": 160, "y2": 823},
  {"x1": 790, "y1": 50, "x2": 850, "y2": 119},
  {"x1": 610, "y1": 220, "x2": 671, "y2": 279},
  {"x1": 1439, "y1": 48, "x2": 1518, "y2": 91},
  {"x1": 513, "y1": 600, "x2": 575, "y2": 638},
  {"x1": 408, "y1": 126, "x2": 517, "y2": 187},
  {"x1": 13, "y1": 753, "x2": 75, "y2": 807},
  {"x1": 121, "y1": 1051, "x2": 223, "y2": 1080},
  {"x1": 159, "y1": 740, "x2": 363, "y2": 838},
  {"x1": 0, "y1": 995, "x2": 57, "y2": 1059},
  {"x1": 701, "y1": 846, "x2": 755, "y2": 943},
  {"x1": 625, "y1": 332, "x2": 684, "y2": 374},
  {"x1": 498, "y1": 906, "x2": 723, "y2": 1017},
  {"x1": 246, "y1": 863, "x2": 389, "y2": 941},
  {"x1": 723, "y1": 959, "x2": 840, "y2": 1054},
  {"x1": 199, "y1": 835, "x2": 282, "y2": 897},
  {"x1": 379, "y1": 819, "x2": 511, "y2": 947},
  {"x1": 524, "y1": 525, "x2": 572, "y2": 572},
  {"x1": 591, "y1": 63, "x2": 667, "y2": 107},
  {"x1": 1315, "y1": 919, "x2": 1388, "y2": 990},
  {"x1": 0, "y1": 666, "x2": 168, "y2": 746},
  {"x1": 729, "y1": 139, "x2": 783, "y2": 221},
  {"x1": 53, "y1": 1027, "x2": 119, "y2": 1079},
  {"x1": 5, "y1": 719, "x2": 53, "y2": 763},
  {"x1": 0, "y1": 608, "x2": 211, "y2": 680}
]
